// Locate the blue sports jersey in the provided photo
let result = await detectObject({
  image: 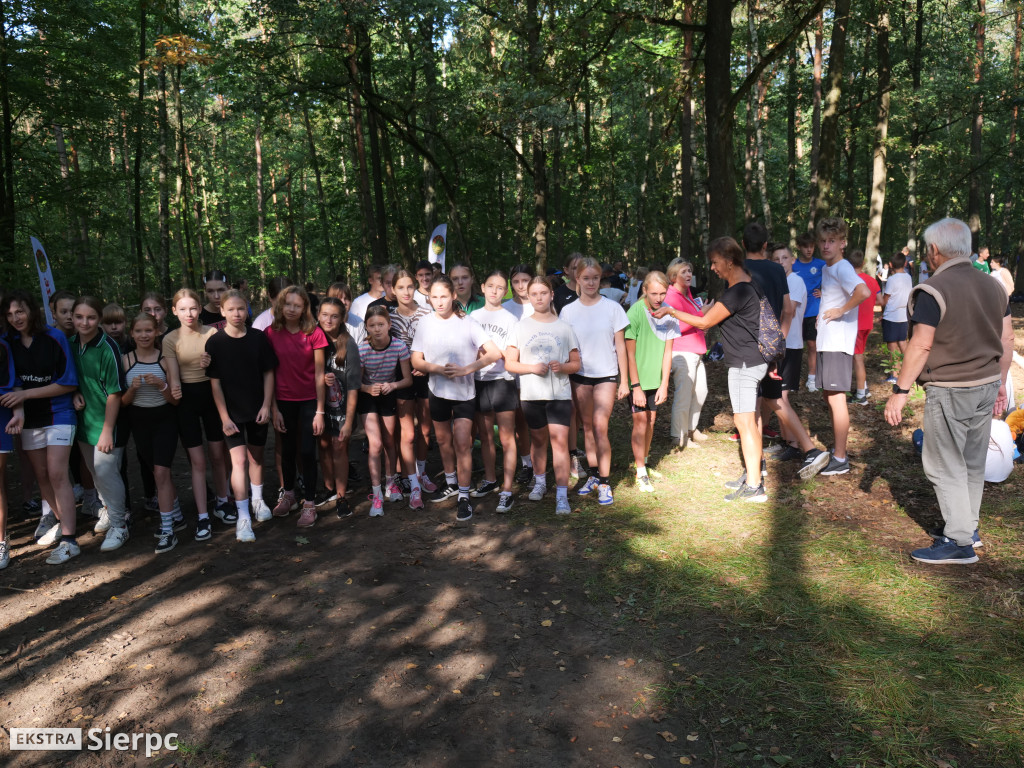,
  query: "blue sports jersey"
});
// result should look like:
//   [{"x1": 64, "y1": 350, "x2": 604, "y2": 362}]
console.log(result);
[
  {"x1": 792, "y1": 258, "x2": 827, "y2": 318},
  {"x1": 6, "y1": 325, "x2": 78, "y2": 428}
]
